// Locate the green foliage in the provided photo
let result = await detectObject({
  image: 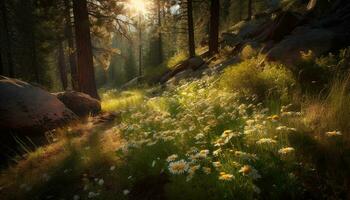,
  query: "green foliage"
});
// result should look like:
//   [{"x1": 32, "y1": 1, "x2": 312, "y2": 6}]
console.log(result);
[
  {"x1": 220, "y1": 59, "x2": 296, "y2": 102},
  {"x1": 105, "y1": 76, "x2": 306, "y2": 199},
  {"x1": 2, "y1": 56, "x2": 349, "y2": 199},
  {"x1": 296, "y1": 48, "x2": 350, "y2": 93}
]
